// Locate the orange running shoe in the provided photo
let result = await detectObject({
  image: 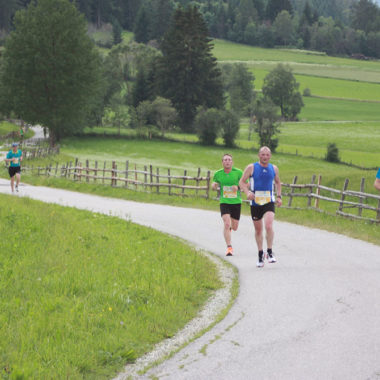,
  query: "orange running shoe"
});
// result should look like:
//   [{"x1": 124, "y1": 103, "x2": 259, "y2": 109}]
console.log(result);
[{"x1": 226, "y1": 246, "x2": 233, "y2": 256}]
